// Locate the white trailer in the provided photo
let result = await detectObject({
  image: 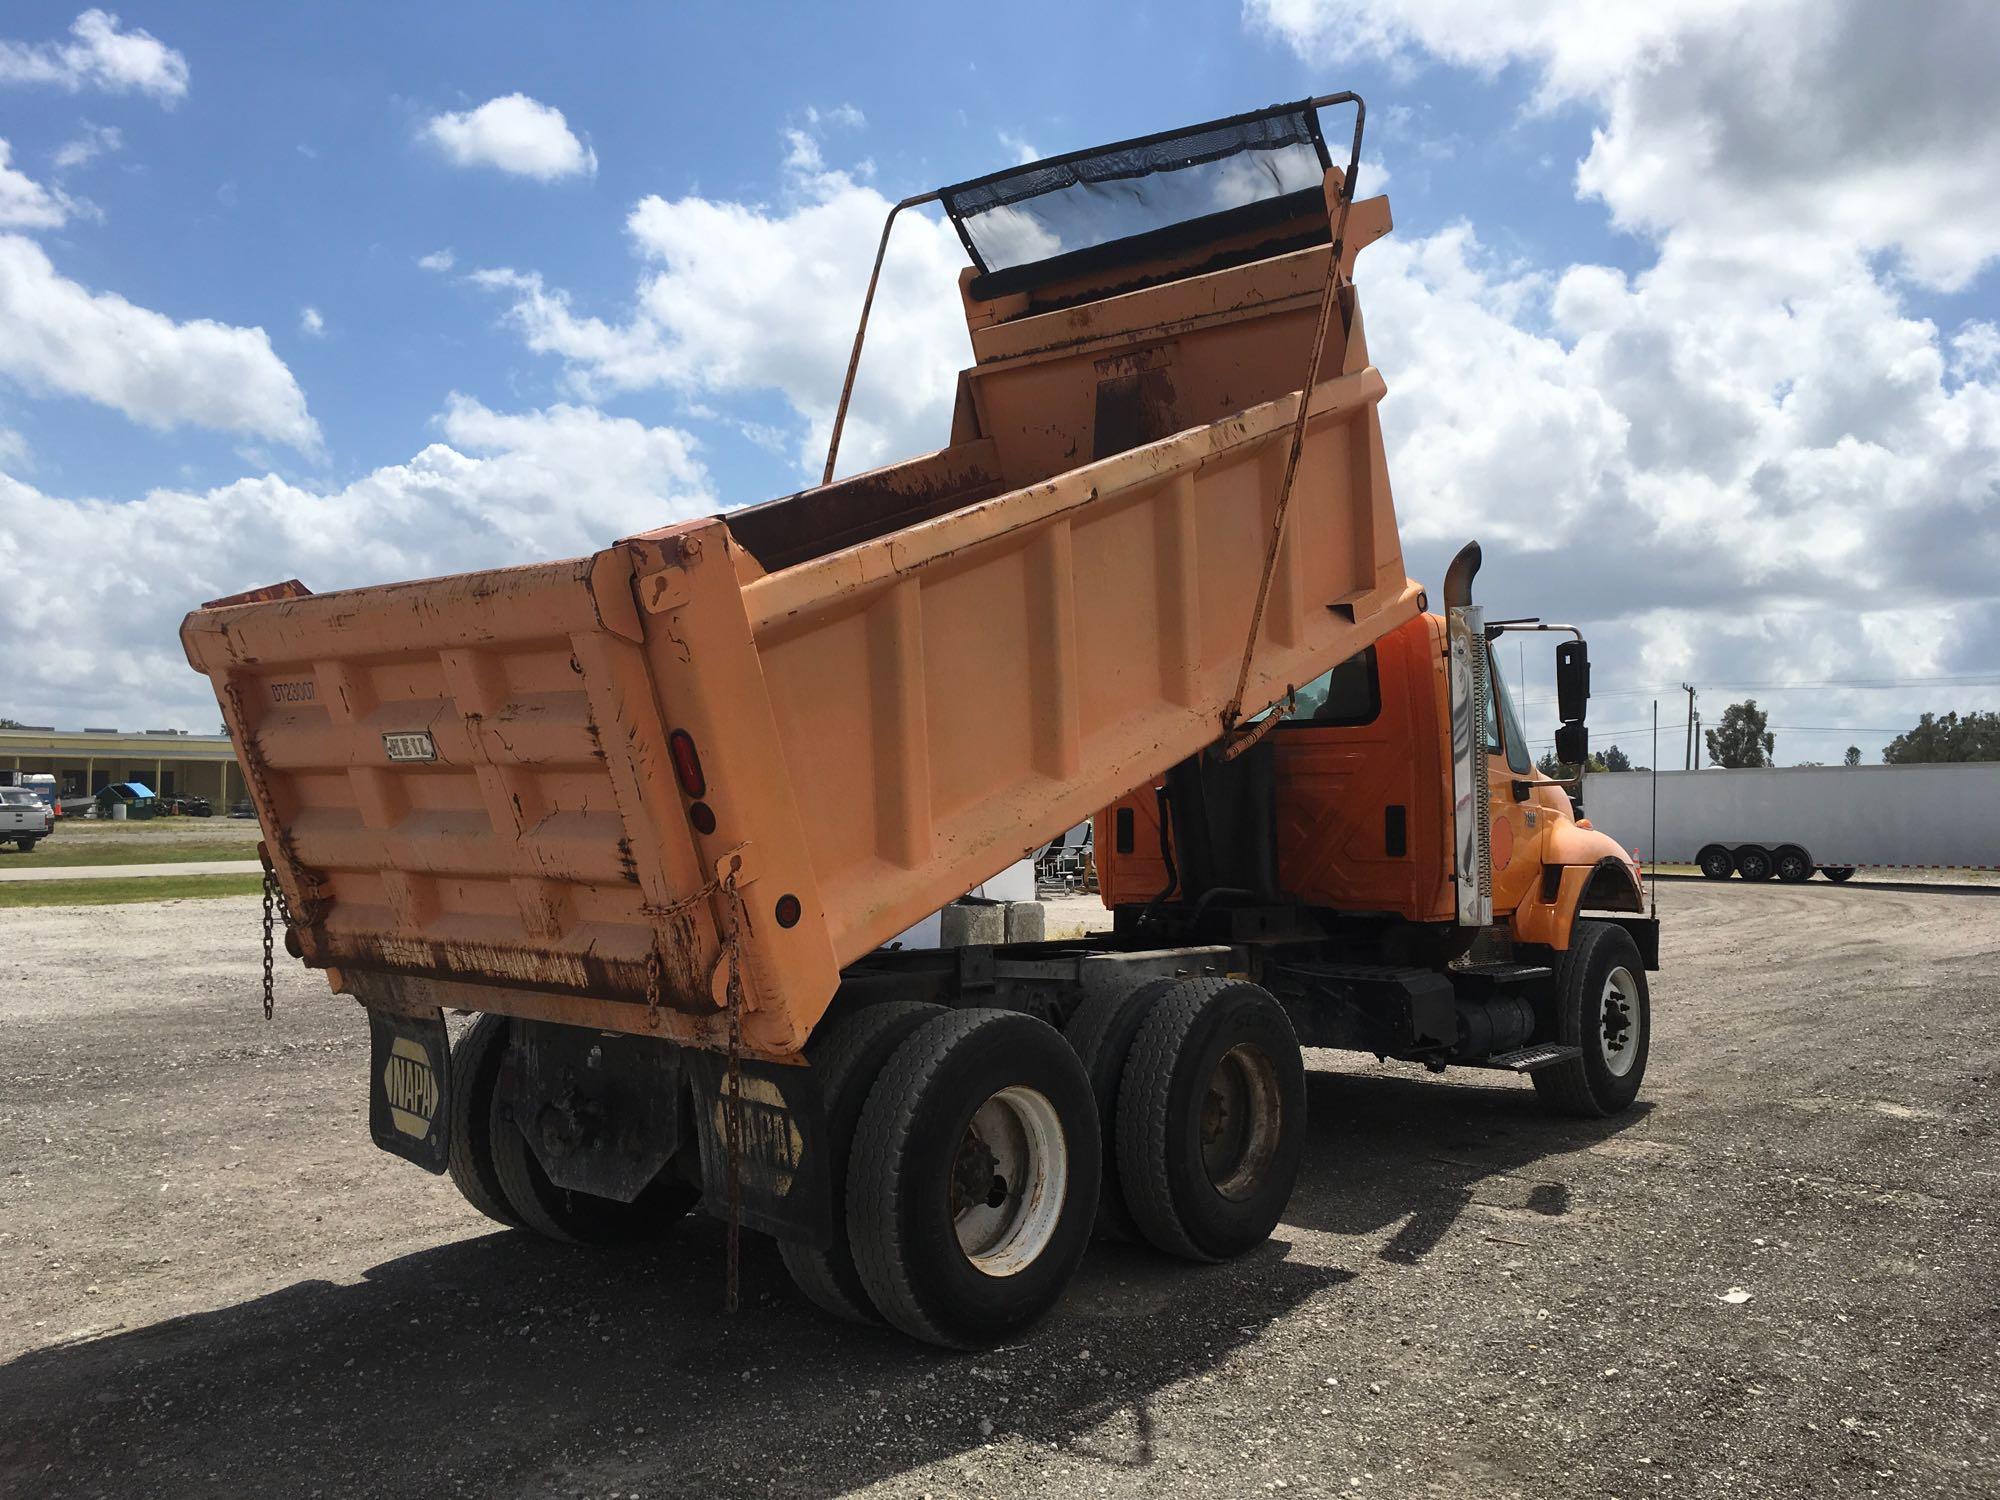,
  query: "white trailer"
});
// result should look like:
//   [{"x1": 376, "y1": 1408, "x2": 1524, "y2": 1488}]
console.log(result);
[{"x1": 1581, "y1": 763, "x2": 2000, "y2": 882}]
